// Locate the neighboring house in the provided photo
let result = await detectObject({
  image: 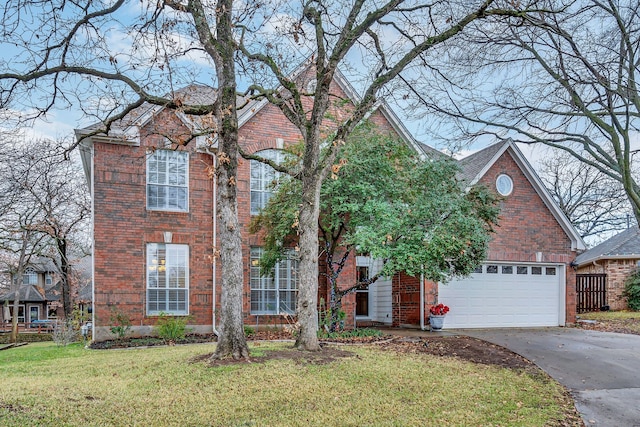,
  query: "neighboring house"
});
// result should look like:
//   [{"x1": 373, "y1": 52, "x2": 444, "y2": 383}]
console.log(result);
[
  {"x1": 77, "y1": 69, "x2": 585, "y2": 340},
  {"x1": 0, "y1": 259, "x2": 61, "y2": 324},
  {"x1": 574, "y1": 226, "x2": 640, "y2": 311}
]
